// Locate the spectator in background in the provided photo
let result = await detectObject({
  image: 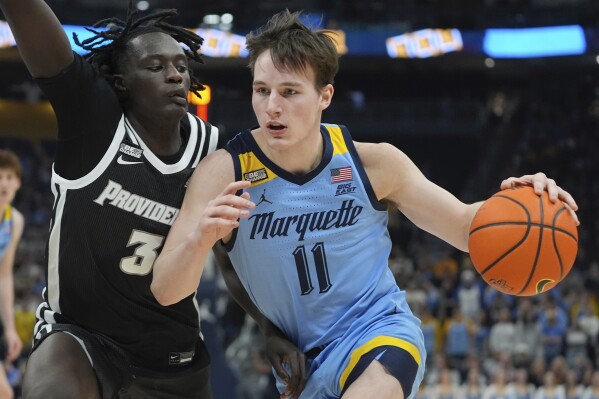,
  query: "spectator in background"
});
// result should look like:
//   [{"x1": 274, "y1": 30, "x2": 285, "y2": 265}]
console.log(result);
[
  {"x1": 482, "y1": 367, "x2": 511, "y2": 399},
  {"x1": 507, "y1": 368, "x2": 535, "y2": 399},
  {"x1": 534, "y1": 371, "x2": 565, "y2": 399},
  {"x1": 431, "y1": 367, "x2": 461, "y2": 399},
  {"x1": 488, "y1": 307, "x2": 517, "y2": 361},
  {"x1": 0, "y1": 149, "x2": 25, "y2": 399},
  {"x1": 563, "y1": 370, "x2": 584, "y2": 399},
  {"x1": 540, "y1": 309, "x2": 568, "y2": 365},
  {"x1": 577, "y1": 300, "x2": 599, "y2": 360},
  {"x1": 529, "y1": 358, "x2": 548, "y2": 388},
  {"x1": 564, "y1": 317, "x2": 589, "y2": 367},
  {"x1": 456, "y1": 269, "x2": 482, "y2": 321},
  {"x1": 420, "y1": 308, "x2": 440, "y2": 361},
  {"x1": 581, "y1": 370, "x2": 599, "y2": 399},
  {"x1": 444, "y1": 305, "x2": 475, "y2": 376},
  {"x1": 513, "y1": 299, "x2": 543, "y2": 368},
  {"x1": 460, "y1": 365, "x2": 486, "y2": 399}
]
